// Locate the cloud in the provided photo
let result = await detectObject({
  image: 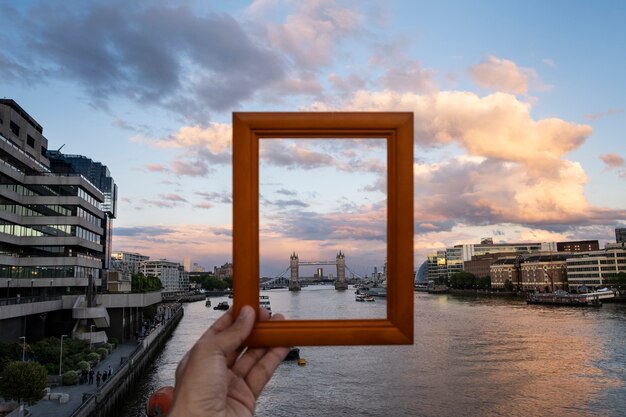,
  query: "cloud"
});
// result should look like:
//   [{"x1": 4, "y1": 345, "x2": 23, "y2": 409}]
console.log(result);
[
  {"x1": 145, "y1": 163, "x2": 168, "y2": 173},
  {"x1": 379, "y1": 59, "x2": 437, "y2": 93},
  {"x1": 584, "y1": 108, "x2": 623, "y2": 121},
  {"x1": 542, "y1": 58, "x2": 556, "y2": 68},
  {"x1": 467, "y1": 55, "x2": 538, "y2": 94},
  {"x1": 250, "y1": 0, "x2": 363, "y2": 70},
  {"x1": 268, "y1": 199, "x2": 310, "y2": 209},
  {"x1": 194, "y1": 202, "x2": 213, "y2": 209},
  {"x1": 170, "y1": 159, "x2": 211, "y2": 177},
  {"x1": 153, "y1": 123, "x2": 231, "y2": 155},
  {"x1": 600, "y1": 153, "x2": 625, "y2": 169},
  {"x1": 8, "y1": 1, "x2": 285, "y2": 122},
  {"x1": 261, "y1": 140, "x2": 335, "y2": 169},
  {"x1": 161, "y1": 193, "x2": 187, "y2": 202},
  {"x1": 276, "y1": 188, "x2": 297, "y2": 196},
  {"x1": 195, "y1": 191, "x2": 232, "y2": 204},
  {"x1": 113, "y1": 224, "x2": 233, "y2": 267},
  {"x1": 114, "y1": 225, "x2": 177, "y2": 237},
  {"x1": 310, "y1": 90, "x2": 591, "y2": 176}
]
